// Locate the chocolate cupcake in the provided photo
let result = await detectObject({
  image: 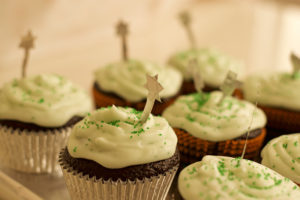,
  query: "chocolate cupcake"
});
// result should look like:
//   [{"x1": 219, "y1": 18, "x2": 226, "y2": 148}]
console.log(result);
[
  {"x1": 168, "y1": 48, "x2": 244, "y2": 95},
  {"x1": 162, "y1": 91, "x2": 267, "y2": 165},
  {"x1": 93, "y1": 59, "x2": 182, "y2": 114},
  {"x1": 59, "y1": 106, "x2": 180, "y2": 200},
  {"x1": 0, "y1": 74, "x2": 92, "y2": 174},
  {"x1": 243, "y1": 71, "x2": 300, "y2": 140},
  {"x1": 261, "y1": 133, "x2": 300, "y2": 186},
  {"x1": 178, "y1": 155, "x2": 300, "y2": 199}
]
